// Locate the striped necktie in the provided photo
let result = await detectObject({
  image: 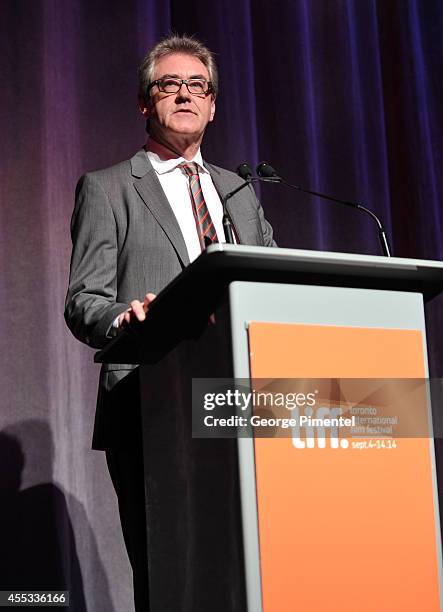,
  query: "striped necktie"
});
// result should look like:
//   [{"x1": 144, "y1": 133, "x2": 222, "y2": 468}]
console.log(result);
[{"x1": 180, "y1": 162, "x2": 218, "y2": 248}]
